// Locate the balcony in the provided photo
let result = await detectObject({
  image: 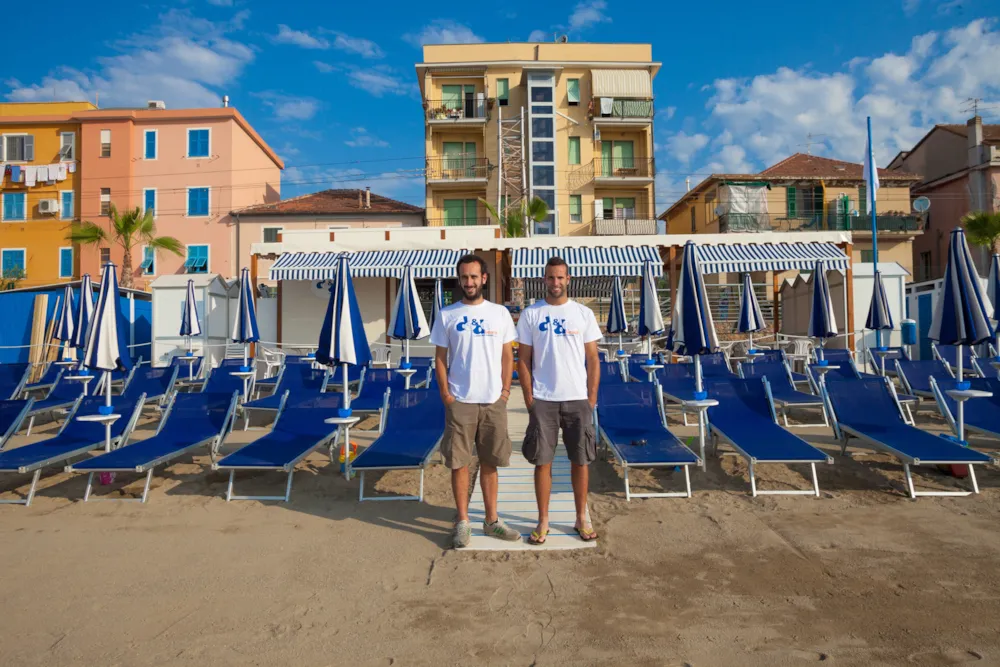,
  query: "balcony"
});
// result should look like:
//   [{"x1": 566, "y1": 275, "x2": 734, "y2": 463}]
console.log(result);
[
  {"x1": 427, "y1": 217, "x2": 493, "y2": 227},
  {"x1": 425, "y1": 98, "x2": 490, "y2": 125},
  {"x1": 426, "y1": 157, "x2": 491, "y2": 187},
  {"x1": 833, "y1": 214, "x2": 924, "y2": 234},
  {"x1": 590, "y1": 98, "x2": 654, "y2": 126},
  {"x1": 719, "y1": 213, "x2": 772, "y2": 233},
  {"x1": 593, "y1": 157, "x2": 655, "y2": 183},
  {"x1": 594, "y1": 217, "x2": 658, "y2": 235}
]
